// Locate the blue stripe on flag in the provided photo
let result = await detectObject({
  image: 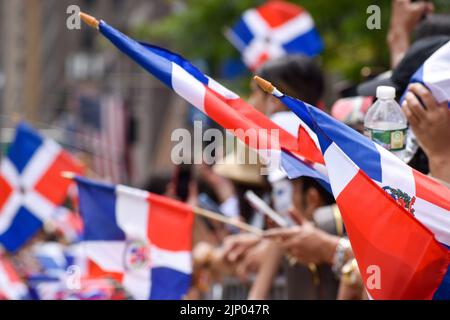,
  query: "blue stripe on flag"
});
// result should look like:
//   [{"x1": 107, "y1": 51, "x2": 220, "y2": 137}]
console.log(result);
[
  {"x1": 281, "y1": 150, "x2": 331, "y2": 193},
  {"x1": 282, "y1": 28, "x2": 324, "y2": 57},
  {"x1": 138, "y1": 42, "x2": 209, "y2": 86},
  {"x1": 76, "y1": 177, "x2": 126, "y2": 241},
  {"x1": 7, "y1": 122, "x2": 44, "y2": 174},
  {"x1": 231, "y1": 18, "x2": 255, "y2": 48},
  {"x1": 0, "y1": 206, "x2": 43, "y2": 253},
  {"x1": 400, "y1": 66, "x2": 425, "y2": 104},
  {"x1": 279, "y1": 95, "x2": 332, "y2": 153},
  {"x1": 149, "y1": 267, "x2": 191, "y2": 300},
  {"x1": 279, "y1": 96, "x2": 315, "y2": 130},
  {"x1": 99, "y1": 21, "x2": 173, "y2": 88},
  {"x1": 283, "y1": 97, "x2": 383, "y2": 182},
  {"x1": 410, "y1": 65, "x2": 424, "y2": 84},
  {"x1": 36, "y1": 256, "x2": 63, "y2": 271},
  {"x1": 310, "y1": 106, "x2": 382, "y2": 182}
]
